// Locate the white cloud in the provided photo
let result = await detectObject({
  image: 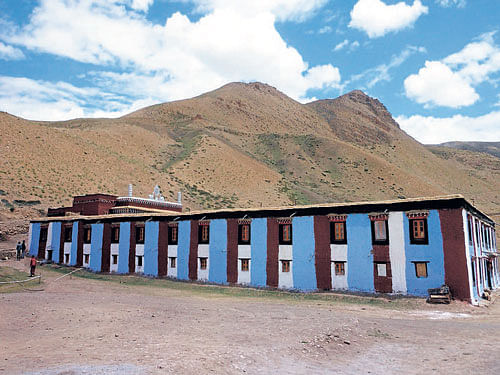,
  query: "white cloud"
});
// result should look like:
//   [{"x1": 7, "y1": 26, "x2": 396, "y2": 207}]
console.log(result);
[
  {"x1": 436, "y1": 0, "x2": 466, "y2": 8},
  {"x1": 0, "y1": 41, "x2": 24, "y2": 60},
  {"x1": 334, "y1": 39, "x2": 349, "y2": 51},
  {"x1": 349, "y1": 0, "x2": 428, "y2": 38},
  {"x1": 0, "y1": 76, "x2": 135, "y2": 120},
  {"x1": 1, "y1": 0, "x2": 339, "y2": 115},
  {"x1": 404, "y1": 61, "x2": 479, "y2": 108},
  {"x1": 396, "y1": 112, "x2": 500, "y2": 144},
  {"x1": 318, "y1": 25, "x2": 332, "y2": 34},
  {"x1": 130, "y1": 0, "x2": 154, "y2": 12},
  {"x1": 404, "y1": 33, "x2": 500, "y2": 108}
]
